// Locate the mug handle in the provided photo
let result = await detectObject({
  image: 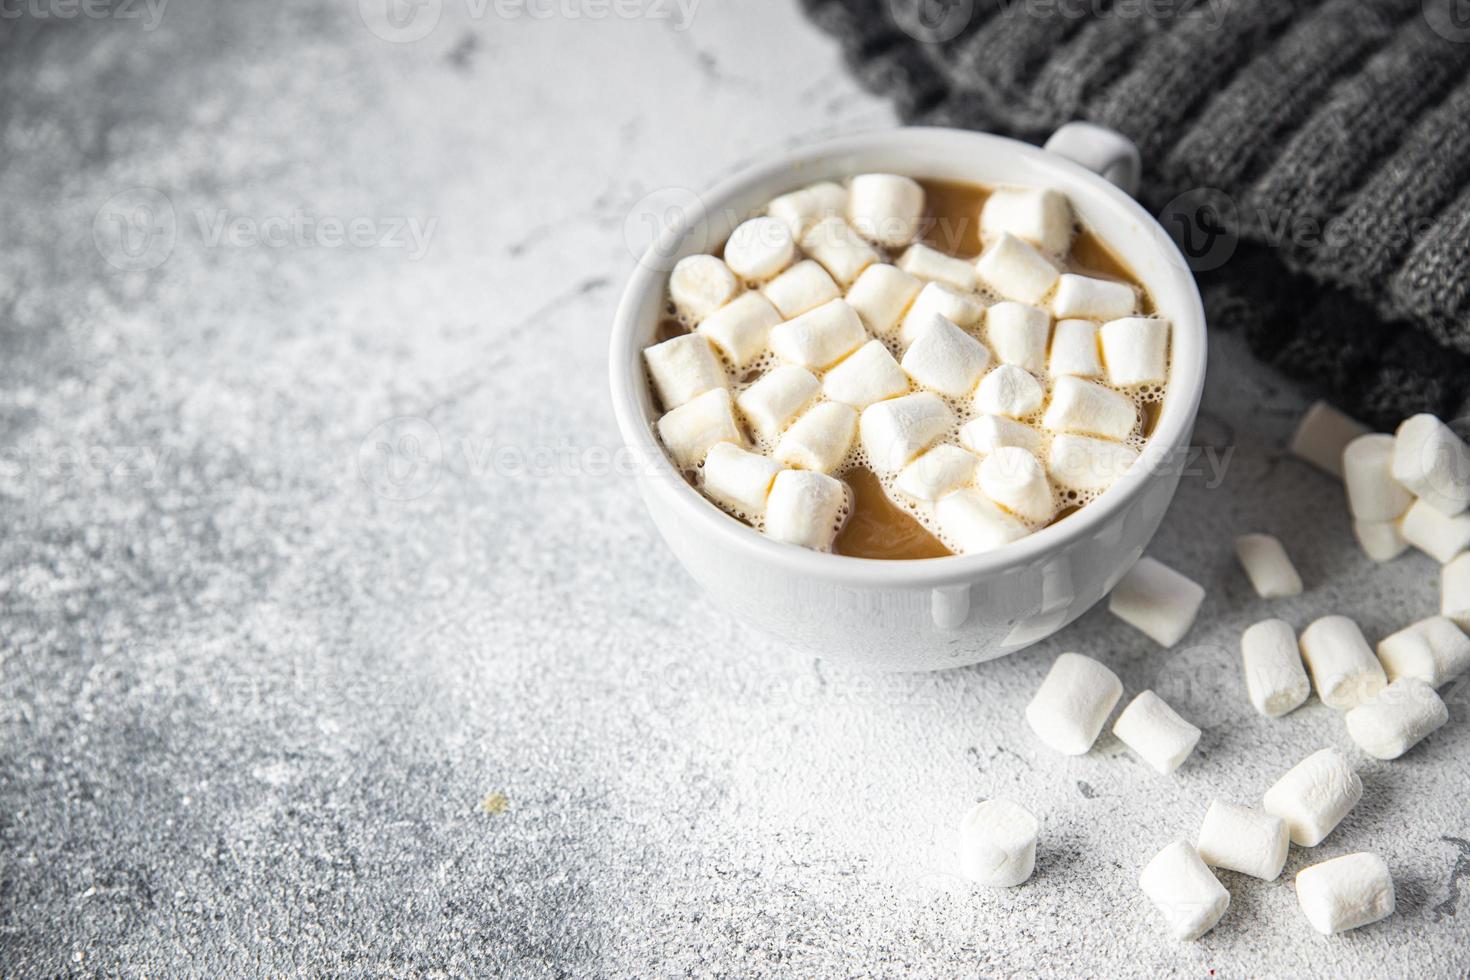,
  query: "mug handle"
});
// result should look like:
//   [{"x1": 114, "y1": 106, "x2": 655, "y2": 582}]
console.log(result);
[{"x1": 1043, "y1": 122, "x2": 1141, "y2": 198}]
